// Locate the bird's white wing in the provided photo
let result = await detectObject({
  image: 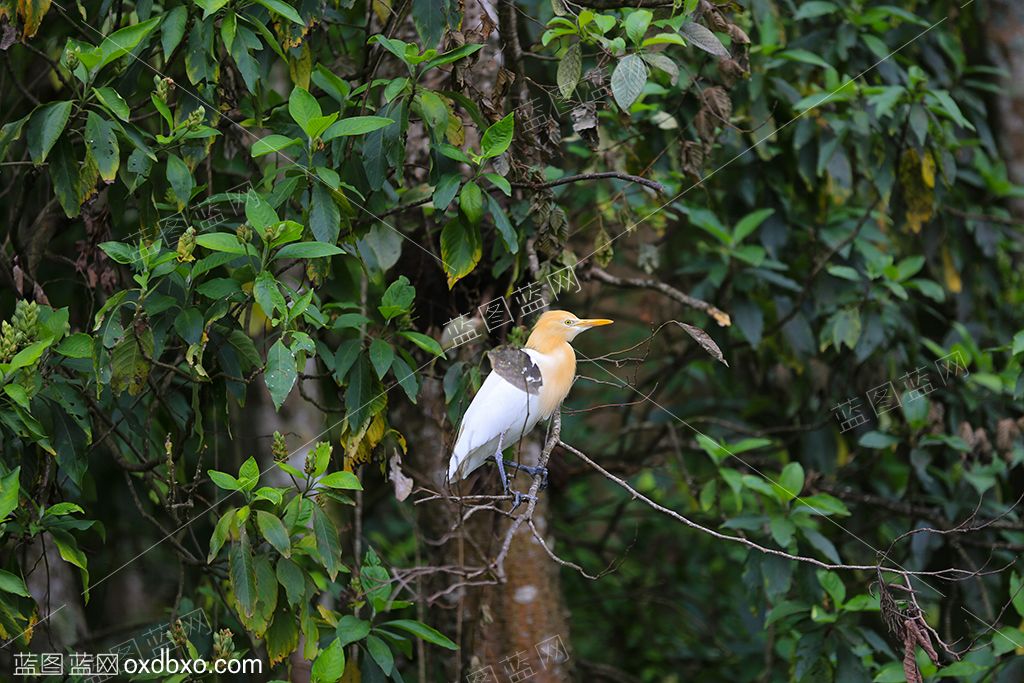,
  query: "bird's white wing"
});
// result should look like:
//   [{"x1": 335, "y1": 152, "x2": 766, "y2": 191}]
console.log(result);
[{"x1": 447, "y1": 349, "x2": 542, "y2": 482}]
